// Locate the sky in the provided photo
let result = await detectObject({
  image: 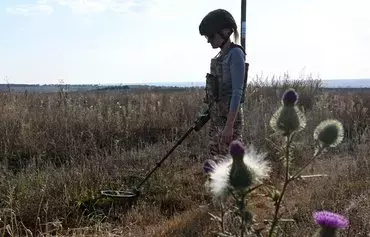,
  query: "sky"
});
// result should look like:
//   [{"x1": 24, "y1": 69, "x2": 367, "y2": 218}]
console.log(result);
[{"x1": 0, "y1": 0, "x2": 369, "y2": 85}]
